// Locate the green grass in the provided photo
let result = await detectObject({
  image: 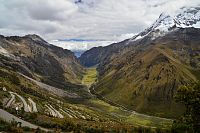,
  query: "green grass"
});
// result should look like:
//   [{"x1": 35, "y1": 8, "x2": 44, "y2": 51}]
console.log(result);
[
  {"x1": 0, "y1": 66, "x2": 172, "y2": 131},
  {"x1": 89, "y1": 99, "x2": 128, "y2": 114},
  {"x1": 126, "y1": 113, "x2": 172, "y2": 129},
  {"x1": 190, "y1": 69, "x2": 200, "y2": 80},
  {"x1": 82, "y1": 67, "x2": 97, "y2": 86},
  {"x1": 88, "y1": 99, "x2": 172, "y2": 129},
  {"x1": 81, "y1": 67, "x2": 173, "y2": 129}
]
